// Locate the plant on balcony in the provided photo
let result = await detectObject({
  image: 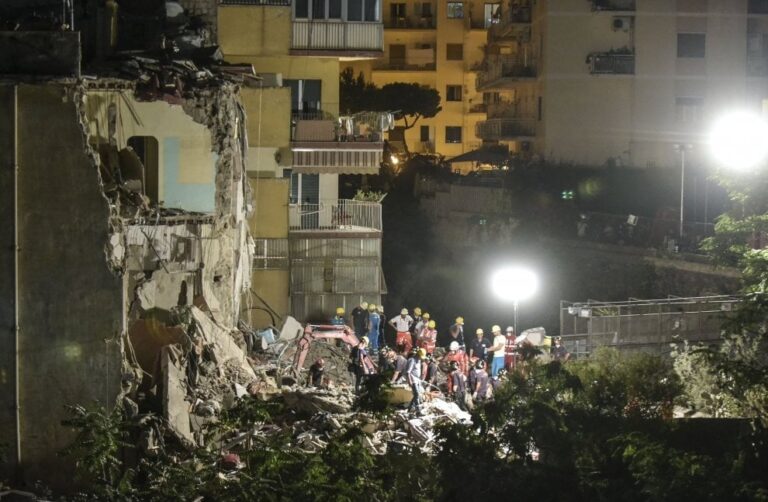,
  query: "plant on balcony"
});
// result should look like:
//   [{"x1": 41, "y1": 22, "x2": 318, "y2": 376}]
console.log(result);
[{"x1": 353, "y1": 189, "x2": 387, "y2": 202}]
